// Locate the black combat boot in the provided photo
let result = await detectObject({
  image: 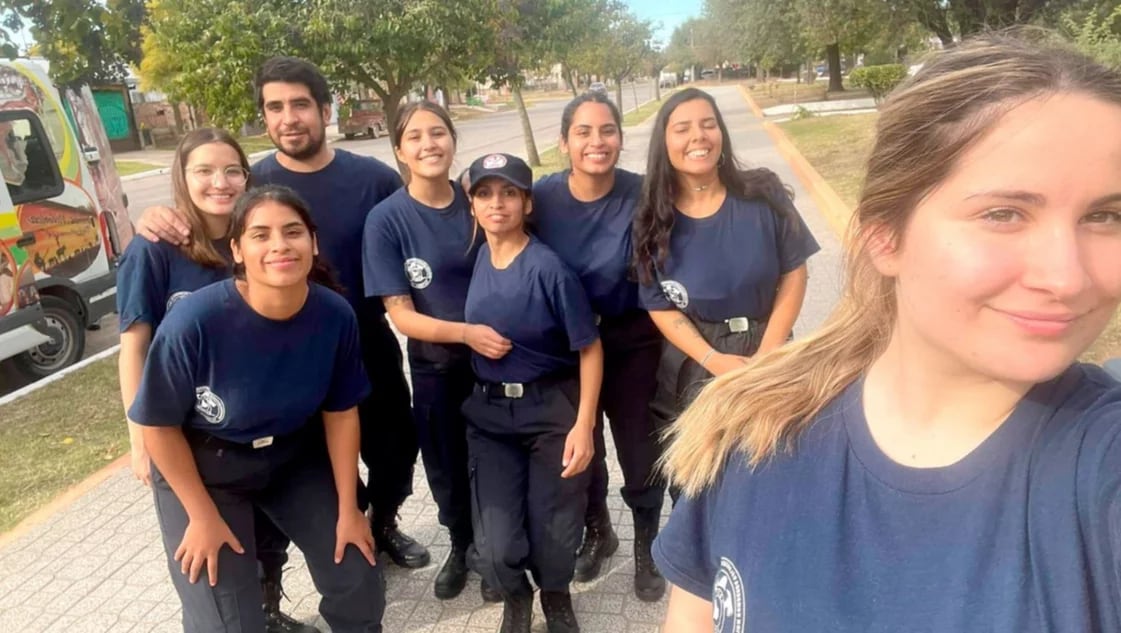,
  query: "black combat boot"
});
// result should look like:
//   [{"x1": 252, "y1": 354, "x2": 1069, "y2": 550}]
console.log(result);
[
  {"x1": 540, "y1": 590, "x2": 580, "y2": 633},
  {"x1": 499, "y1": 583, "x2": 534, "y2": 633},
  {"x1": 434, "y1": 539, "x2": 470, "y2": 599},
  {"x1": 632, "y1": 507, "x2": 666, "y2": 602},
  {"x1": 372, "y1": 514, "x2": 432, "y2": 568},
  {"x1": 573, "y1": 508, "x2": 619, "y2": 582},
  {"x1": 262, "y1": 575, "x2": 321, "y2": 633}
]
